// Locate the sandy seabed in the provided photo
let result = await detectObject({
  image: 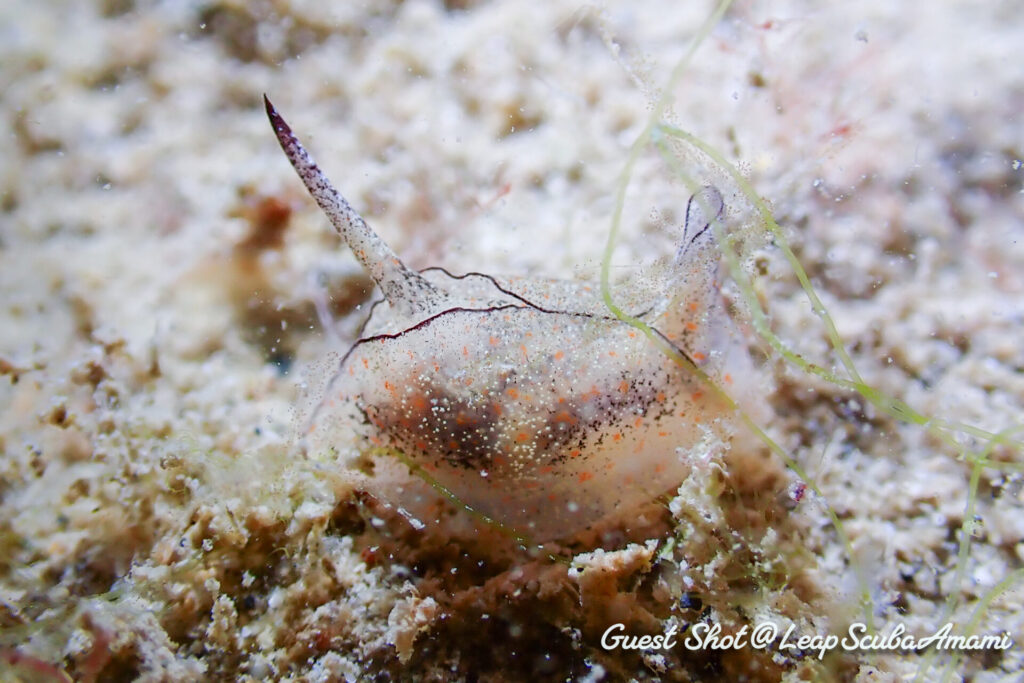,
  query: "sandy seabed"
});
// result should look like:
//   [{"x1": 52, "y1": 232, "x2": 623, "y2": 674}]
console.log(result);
[{"x1": 2, "y1": 1, "x2": 1023, "y2": 681}]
